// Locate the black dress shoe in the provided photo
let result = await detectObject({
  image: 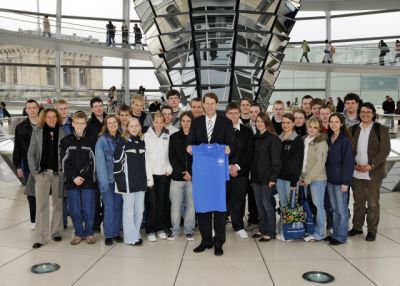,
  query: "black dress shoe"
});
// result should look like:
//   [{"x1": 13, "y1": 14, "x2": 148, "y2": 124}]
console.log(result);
[
  {"x1": 193, "y1": 244, "x2": 212, "y2": 253},
  {"x1": 114, "y1": 235, "x2": 123, "y2": 243},
  {"x1": 366, "y1": 232, "x2": 376, "y2": 242},
  {"x1": 134, "y1": 239, "x2": 143, "y2": 246},
  {"x1": 53, "y1": 236, "x2": 62, "y2": 242},
  {"x1": 324, "y1": 236, "x2": 333, "y2": 242},
  {"x1": 105, "y1": 238, "x2": 113, "y2": 246},
  {"x1": 348, "y1": 229, "x2": 363, "y2": 236},
  {"x1": 214, "y1": 247, "x2": 224, "y2": 256},
  {"x1": 252, "y1": 233, "x2": 262, "y2": 238},
  {"x1": 329, "y1": 238, "x2": 344, "y2": 245},
  {"x1": 32, "y1": 243, "x2": 43, "y2": 249}
]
